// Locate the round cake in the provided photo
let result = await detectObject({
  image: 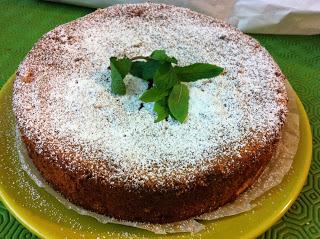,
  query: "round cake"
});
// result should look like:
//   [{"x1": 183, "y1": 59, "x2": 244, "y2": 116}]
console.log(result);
[{"x1": 13, "y1": 3, "x2": 288, "y2": 223}]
